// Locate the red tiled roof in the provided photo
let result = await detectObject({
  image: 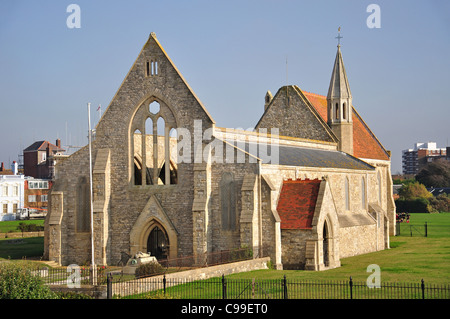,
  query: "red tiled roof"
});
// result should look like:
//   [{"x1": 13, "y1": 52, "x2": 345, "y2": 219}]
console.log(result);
[
  {"x1": 277, "y1": 179, "x2": 321, "y2": 230},
  {"x1": 302, "y1": 91, "x2": 389, "y2": 161}
]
